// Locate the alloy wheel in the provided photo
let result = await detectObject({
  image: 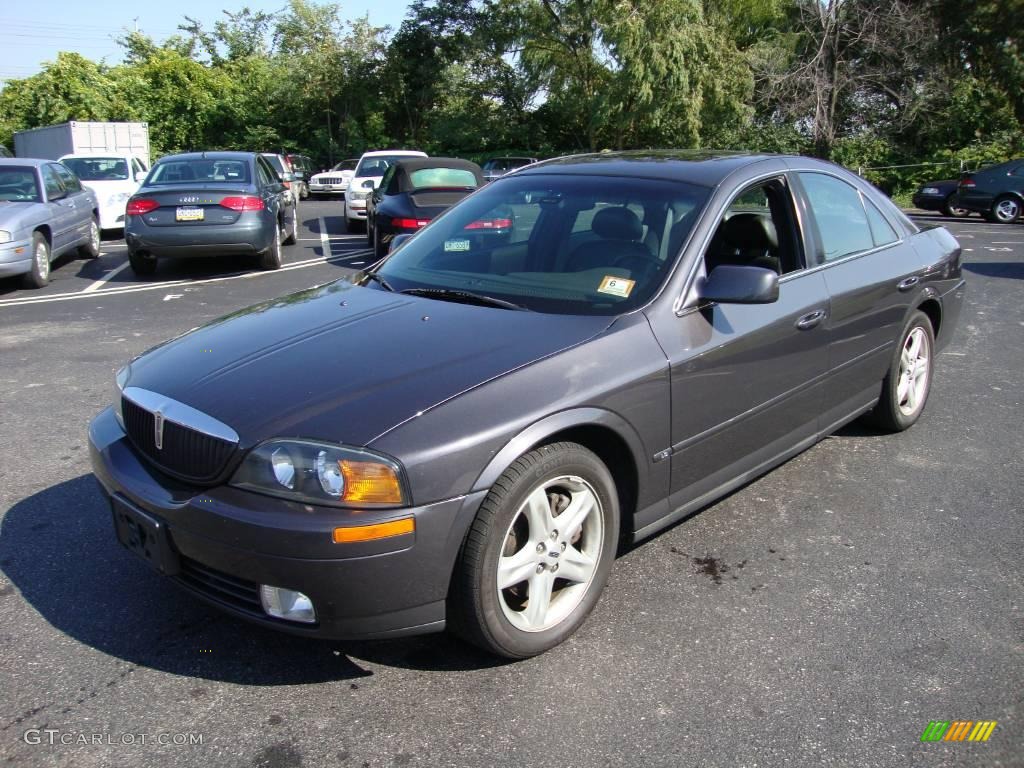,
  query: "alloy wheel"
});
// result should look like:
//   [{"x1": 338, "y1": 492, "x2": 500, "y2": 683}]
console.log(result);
[{"x1": 896, "y1": 327, "x2": 930, "y2": 416}]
